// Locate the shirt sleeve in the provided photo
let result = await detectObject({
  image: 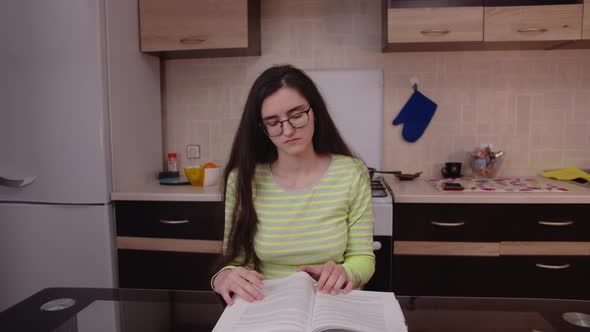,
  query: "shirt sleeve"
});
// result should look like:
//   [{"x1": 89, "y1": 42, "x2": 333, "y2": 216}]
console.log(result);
[{"x1": 341, "y1": 160, "x2": 376, "y2": 288}]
